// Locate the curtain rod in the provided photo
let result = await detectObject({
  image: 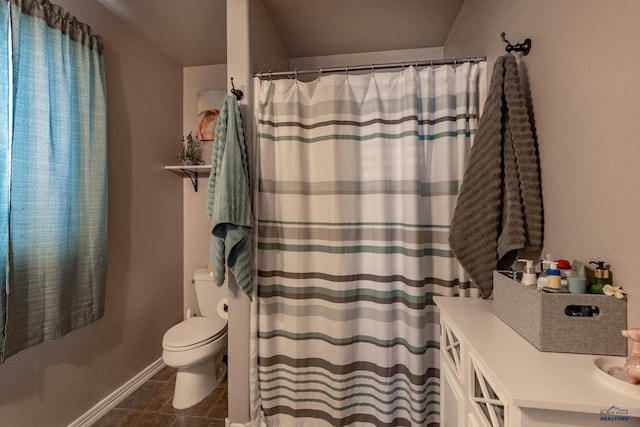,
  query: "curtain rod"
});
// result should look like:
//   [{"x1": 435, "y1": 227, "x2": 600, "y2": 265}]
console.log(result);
[{"x1": 254, "y1": 56, "x2": 486, "y2": 79}]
